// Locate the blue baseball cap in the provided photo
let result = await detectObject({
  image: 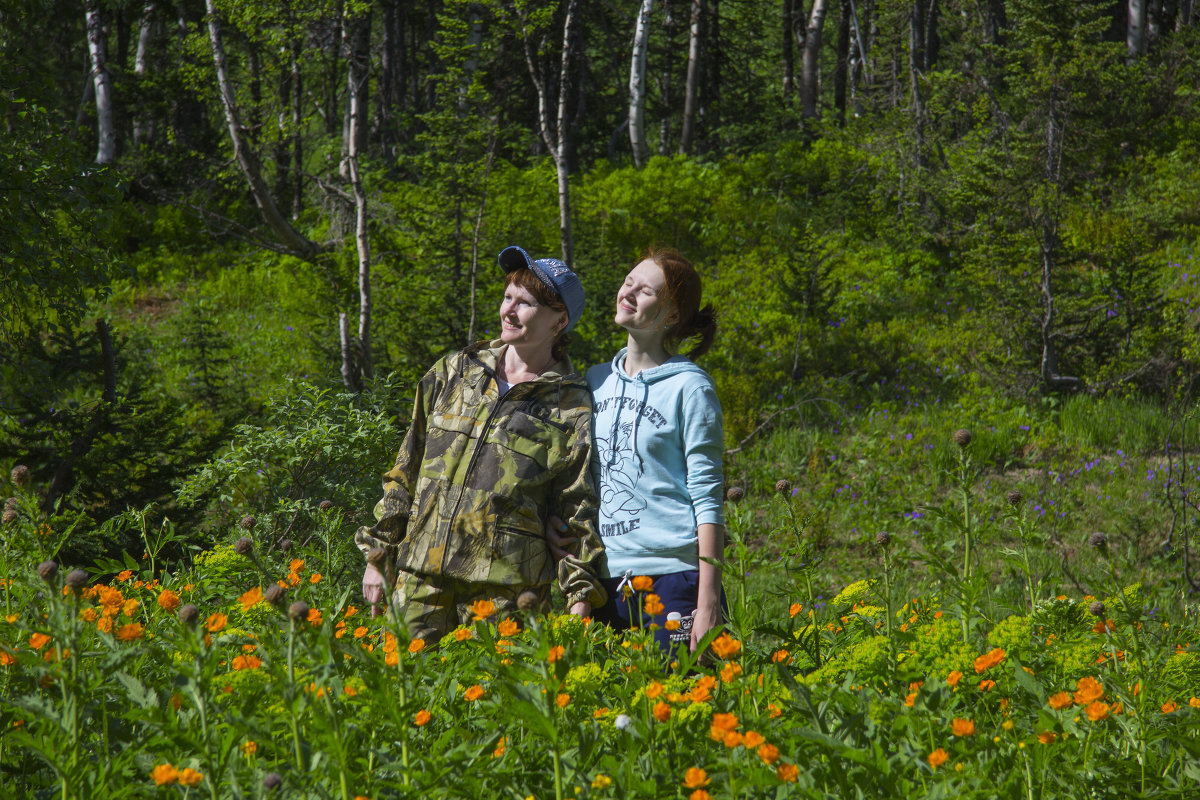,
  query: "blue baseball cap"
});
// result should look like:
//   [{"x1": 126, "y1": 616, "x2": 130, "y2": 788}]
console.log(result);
[{"x1": 497, "y1": 245, "x2": 585, "y2": 333}]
